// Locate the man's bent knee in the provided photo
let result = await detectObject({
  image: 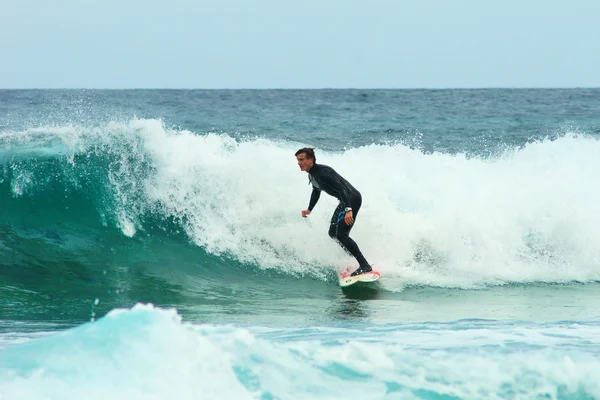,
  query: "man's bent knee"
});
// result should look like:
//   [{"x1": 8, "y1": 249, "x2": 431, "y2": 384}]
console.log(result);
[
  {"x1": 329, "y1": 229, "x2": 349, "y2": 241},
  {"x1": 328, "y1": 227, "x2": 337, "y2": 239}
]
